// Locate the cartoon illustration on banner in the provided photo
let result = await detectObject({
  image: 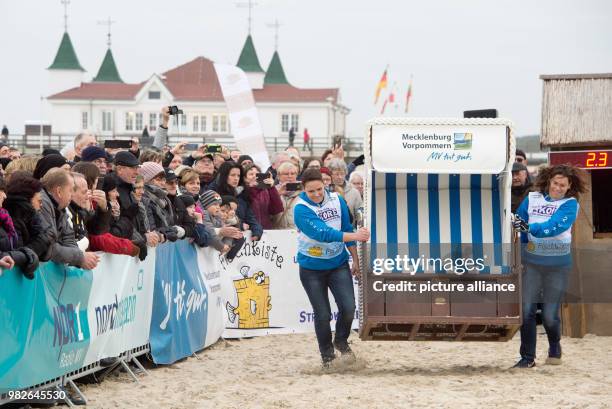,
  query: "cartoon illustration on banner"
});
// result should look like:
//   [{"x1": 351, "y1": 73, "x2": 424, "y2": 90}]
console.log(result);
[{"x1": 226, "y1": 265, "x2": 272, "y2": 329}]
